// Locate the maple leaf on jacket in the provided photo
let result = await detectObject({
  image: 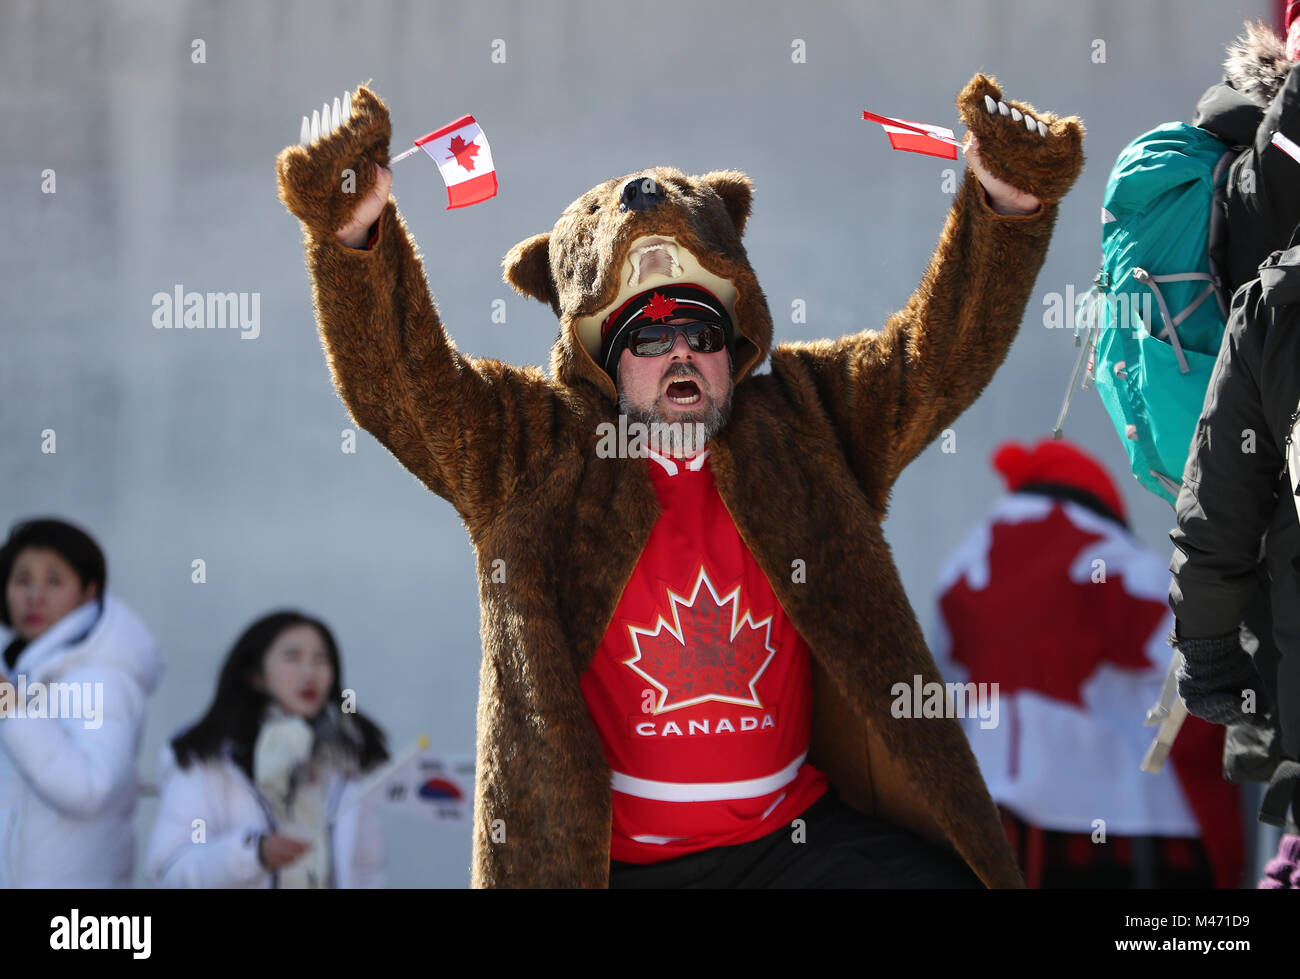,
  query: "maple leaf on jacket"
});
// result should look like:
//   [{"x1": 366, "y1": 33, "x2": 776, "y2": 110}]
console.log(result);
[
  {"x1": 939, "y1": 504, "x2": 1164, "y2": 705},
  {"x1": 446, "y1": 134, "x2": 481, "y2": 172},
  {"x1": 625, "y1": 566, "x2": 777, "y2": 712}
]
